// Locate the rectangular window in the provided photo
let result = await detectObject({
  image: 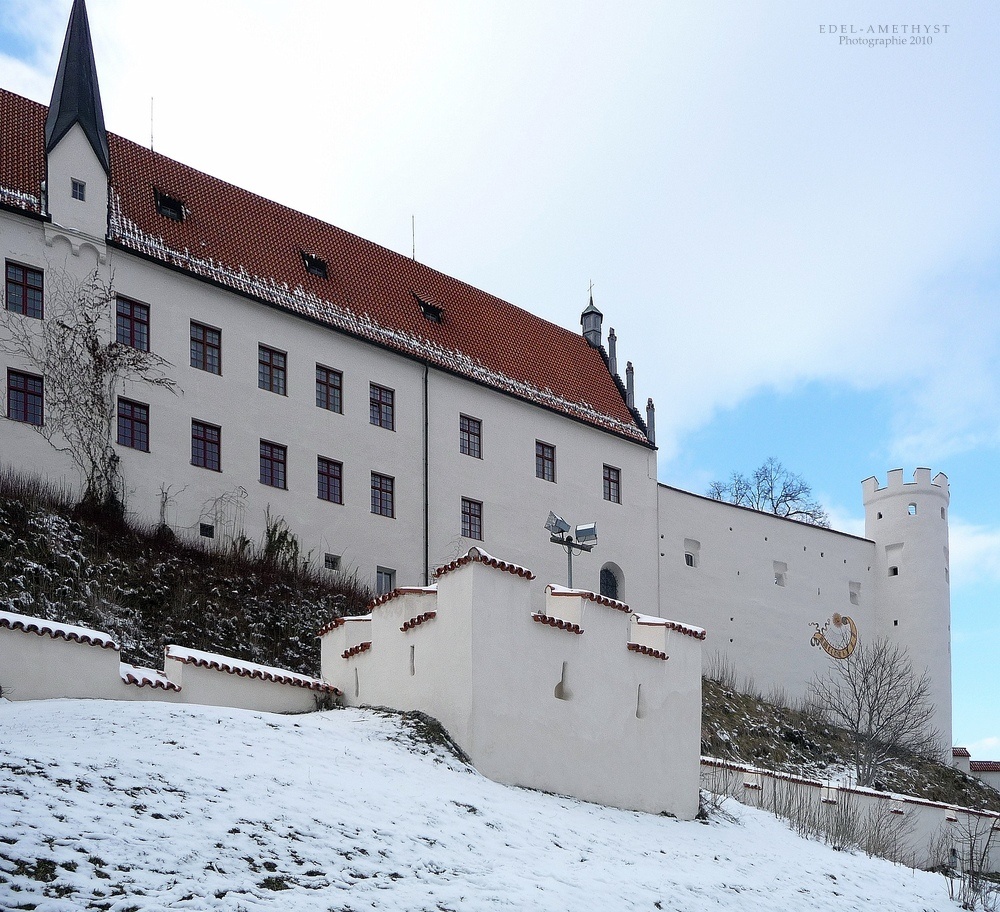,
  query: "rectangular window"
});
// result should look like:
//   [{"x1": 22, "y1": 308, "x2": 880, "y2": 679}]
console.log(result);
[
  {"x1": 535, "y1": 441, "x2": 556, "y2": 482},
  {"x1": 461, "y1": 497, "x2": 483, "y2": 540},
  {"x1": 260, "y1": 440, "x2": 287, "y2": 489},
  {"x1": 71, "y1": 179, "x2": 86, "y2": 201},
  {"x1": 603, "y1": 465, "x2": 621, "y2": 503},
  {"x1": 376, "y1": 566, "x2": 396, "y2": 595},
  {"x1": 191, "y1": 420, "x2": 221, "y2": 471},
  {"x1": 370, "y1": 383, "x2": 394, "y2": 430},
  {"x1": 324, "y1": 553, "x2": 341, "y2": 572},
  {"x1": 117, "y1": 398, "x2": 149, "y2": 452},
  {"x1": 5, "y1": 262, "x2": 43, "y2": 319},
  {"x1": 116, "y1": 297, "x2": 150, "y2": 351},
  {"x1": 318, "y1": 456, "x2": 343, "y2": 504},
  {"x1": 190, "y1": 322, "x2": 221, "y2": 374},
  {"x1": 316, "y1": 365, "x2": 343, "y2": 413},
  {"x1": 460, "y1": 414, "x2": 482, "y2": 458},
  {"x1": 258, "y1": 345, "x2": 287, "y2": 395},
  {"x1": 6, "y1": 370, "x2": 43, "y2": 426},
  {"x1": 371, "y1": 472, "x2": 395, "y2": 517}
]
